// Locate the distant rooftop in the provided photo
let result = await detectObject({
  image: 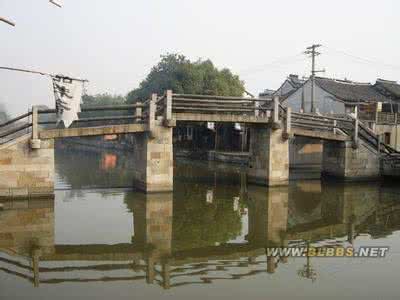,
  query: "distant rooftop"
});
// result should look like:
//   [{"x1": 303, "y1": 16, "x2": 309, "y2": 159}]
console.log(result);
[
  {"x1": 374, "y1": 79, "x2": 400, "y2": 100},
  {"x1": 263, "y1": 75, "x2": 400, "y2": 104},
  {"x1": 287, "y1": 74, "x2": 306, "y2": 88},
  {"x1": 314, "y1": 76, "x2": 390, "y2": 103},
  {"x1": 259, "y1": 89, "x2": 275, "y2": 97}
]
